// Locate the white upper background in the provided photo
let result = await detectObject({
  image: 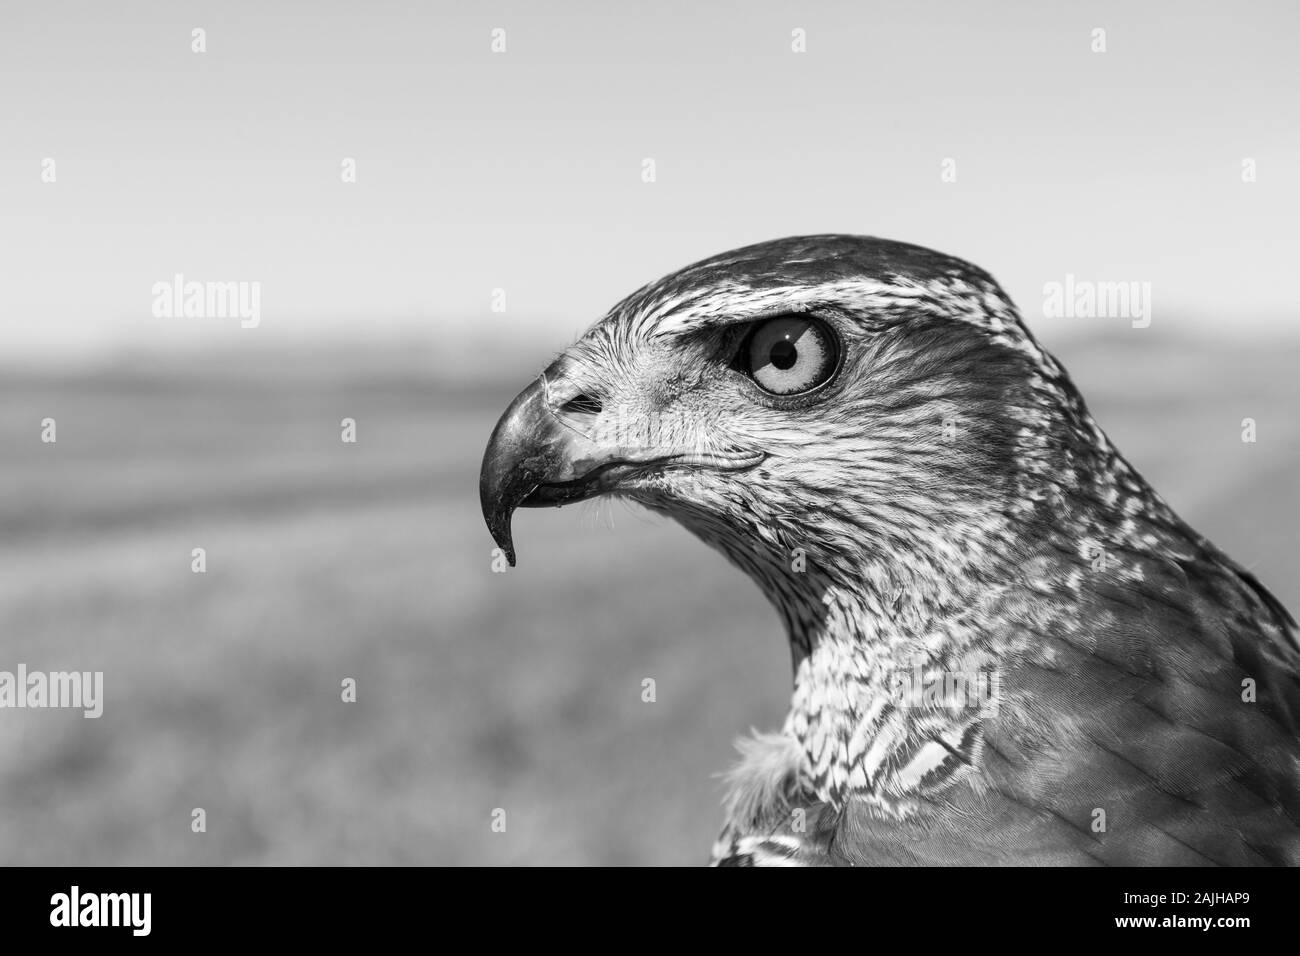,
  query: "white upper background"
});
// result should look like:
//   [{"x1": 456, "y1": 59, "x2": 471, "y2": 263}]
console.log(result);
[{"x1": 2, "y1": 0, "x2": 1296, "y2": 365}]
